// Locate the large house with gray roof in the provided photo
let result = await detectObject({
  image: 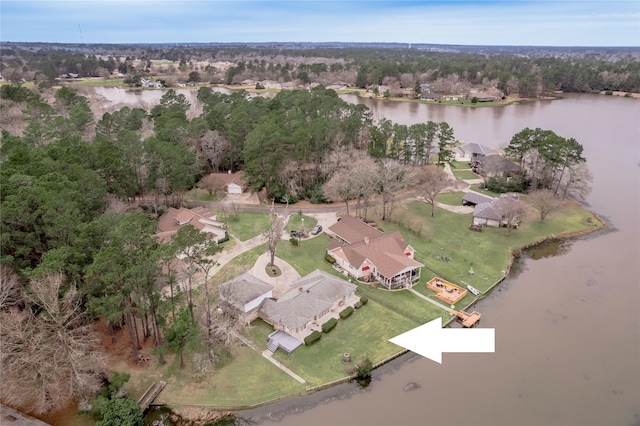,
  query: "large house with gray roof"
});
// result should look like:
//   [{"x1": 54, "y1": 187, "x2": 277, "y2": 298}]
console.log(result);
[
  {"x1": 454, "y1": 142, "x2": 497, "y2": 162},
  {"x1": 260, "y1": 270, "x2": 357, "y2": 340},
  {"x1": 326, "y1": 215, "x2": 423, "y2": 290},
  {"x1": 219, "y1": 273, "x2": 274, "y2": 323},
  {"x1": 219, "y1": 269, "x2": 358, "y2": 354}
]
